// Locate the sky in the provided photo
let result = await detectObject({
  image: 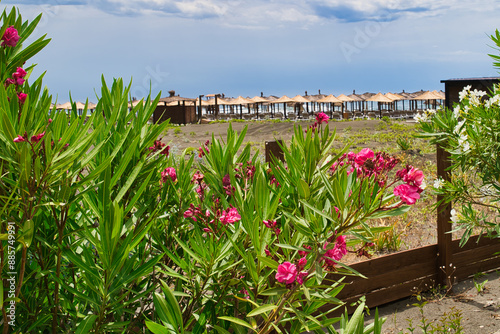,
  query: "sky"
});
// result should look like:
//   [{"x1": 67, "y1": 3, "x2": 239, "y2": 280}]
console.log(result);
[{"x1": 5, "y1": 0, "x2": 500, "y2": 103}]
